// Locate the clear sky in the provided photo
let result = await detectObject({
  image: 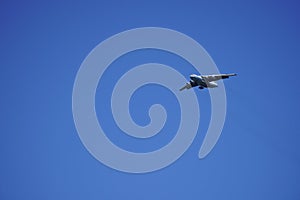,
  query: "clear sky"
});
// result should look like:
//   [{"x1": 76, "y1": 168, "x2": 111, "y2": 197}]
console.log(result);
[{"x1": 1, "y1": 0, "x2": 300, "y2": 199}]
